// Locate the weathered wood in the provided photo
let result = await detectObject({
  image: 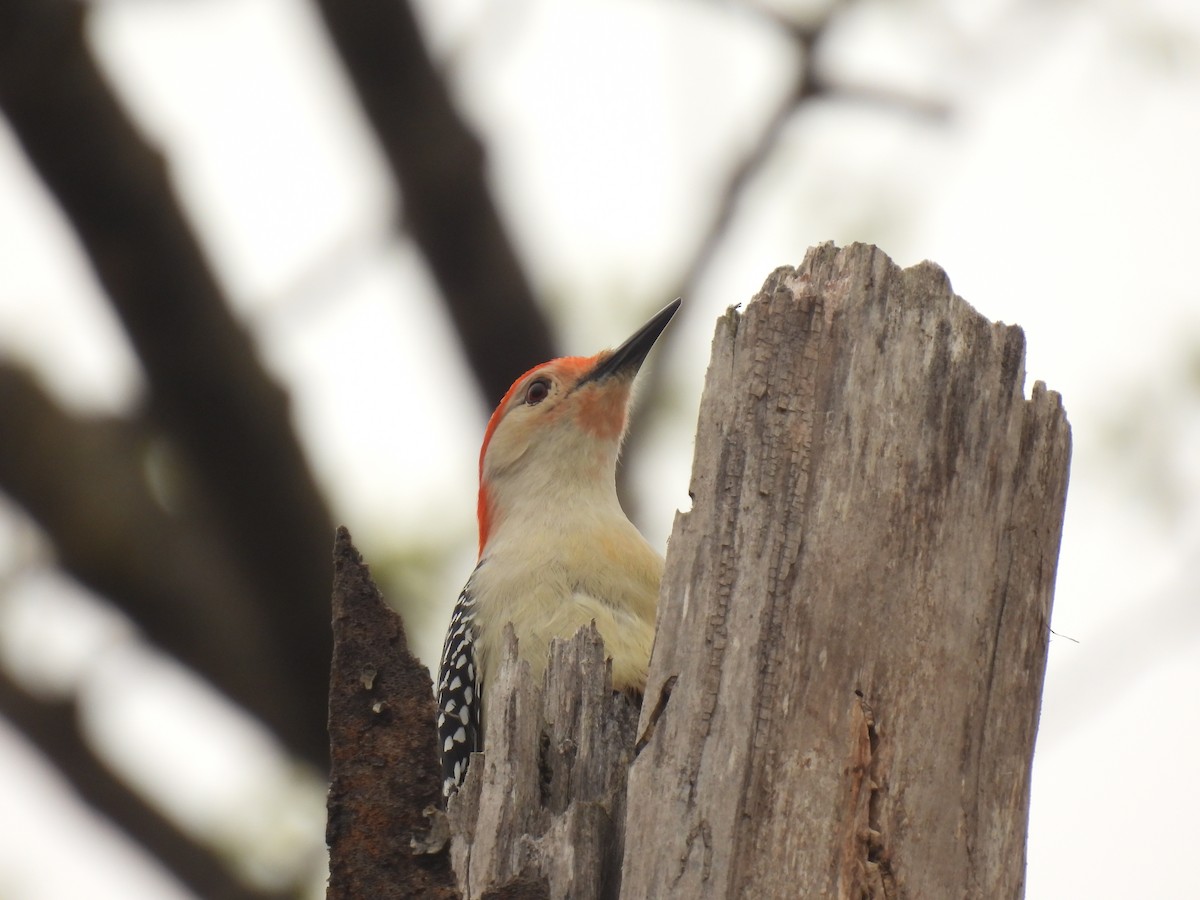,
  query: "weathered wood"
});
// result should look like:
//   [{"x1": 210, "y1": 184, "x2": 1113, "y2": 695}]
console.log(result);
[
  {"x1": 448, "y1": 625, "x2": 639, "y2": 900},
  {"x1": 620, "y1": 242, "x2": 1071, "y2": 898},
  {"x1": 327, "y1": 526, "x2": 457, "y2": 899}
]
